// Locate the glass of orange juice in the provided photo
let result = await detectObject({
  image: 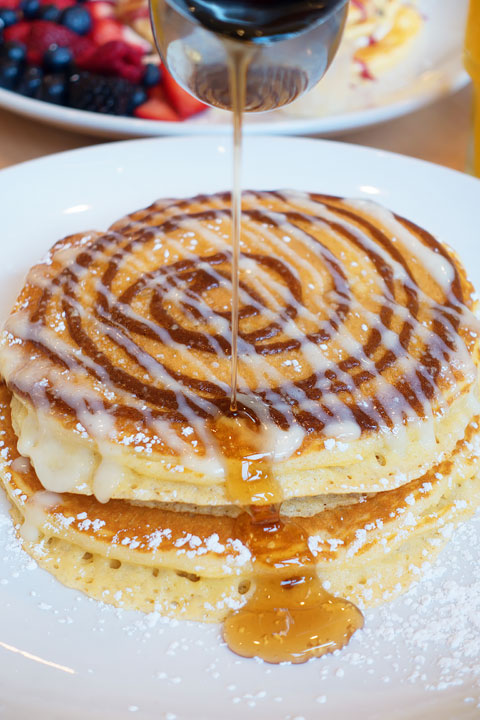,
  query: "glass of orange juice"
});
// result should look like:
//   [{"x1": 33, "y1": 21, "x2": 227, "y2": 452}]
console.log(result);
[{"x1": 465, "y1": 0, "x2": 480, "y2": 177}]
